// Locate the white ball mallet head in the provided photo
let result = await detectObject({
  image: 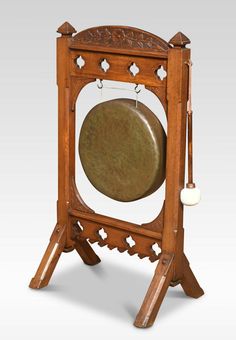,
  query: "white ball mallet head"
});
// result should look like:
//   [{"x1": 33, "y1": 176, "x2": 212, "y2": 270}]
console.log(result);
[{"x1": 180, "y1": 183, "x2": 201, "y2": 206}]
